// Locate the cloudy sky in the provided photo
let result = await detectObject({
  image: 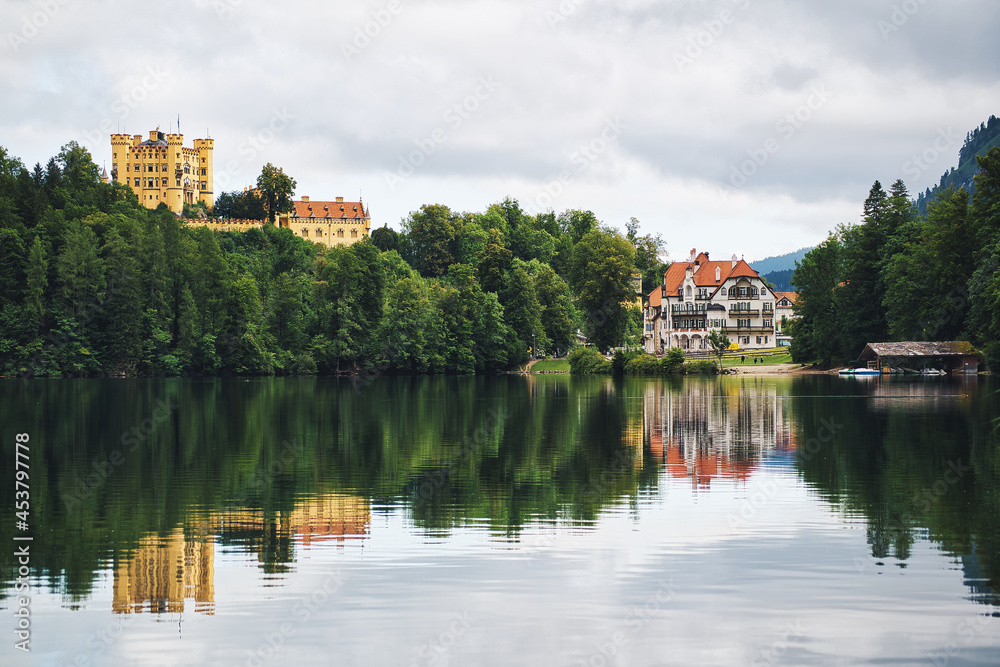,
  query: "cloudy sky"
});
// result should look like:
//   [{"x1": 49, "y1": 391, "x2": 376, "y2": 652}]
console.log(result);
[{"x1": 2, "y1": 0, "x2": 999, "y2": 261}]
